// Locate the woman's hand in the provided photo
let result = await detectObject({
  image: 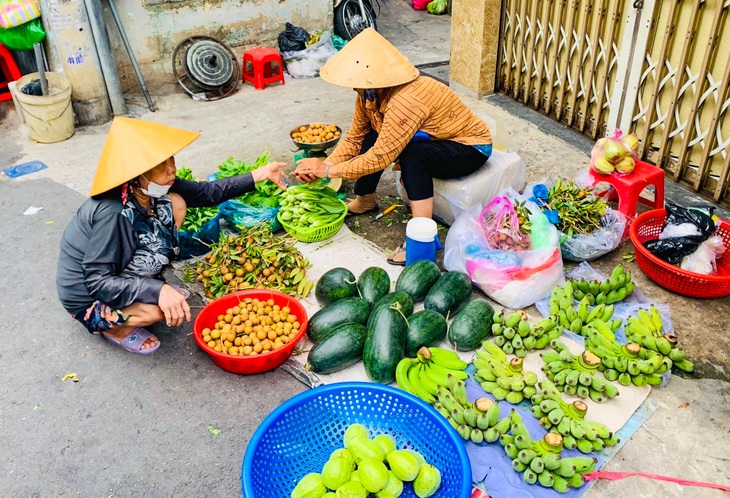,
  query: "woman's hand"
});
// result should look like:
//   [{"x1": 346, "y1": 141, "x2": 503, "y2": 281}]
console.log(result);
[
  {"x1": 251, "y1": 161, "x2": 289, "y2": 189},
  {"x1": 294, "y1": 158, "x2": 339, "y2": 183},
  {"x1": 158, "y1": 284, "x2": 191, "y2": 327}
]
